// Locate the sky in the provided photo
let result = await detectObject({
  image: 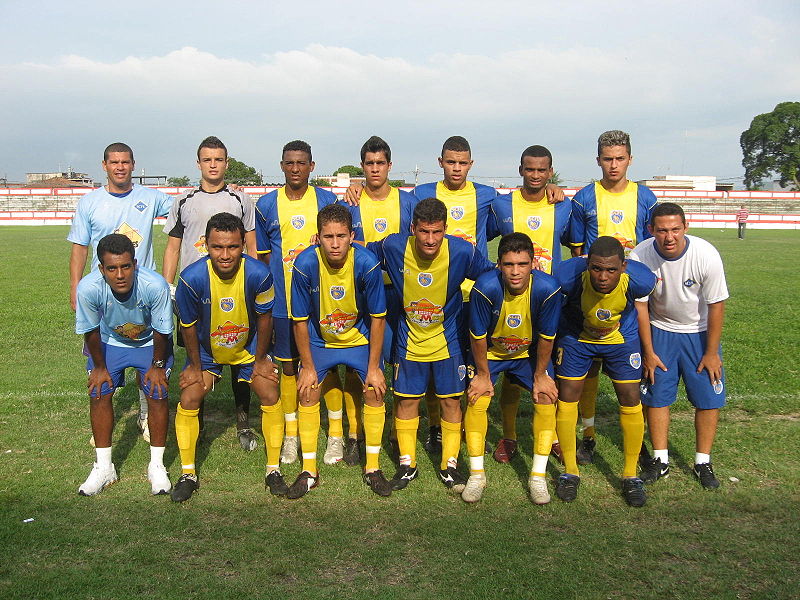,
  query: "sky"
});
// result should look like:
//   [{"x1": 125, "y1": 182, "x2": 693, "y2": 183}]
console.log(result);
[{"x1": 1, "y1": 1, "x2": 798, "y2": 188}]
